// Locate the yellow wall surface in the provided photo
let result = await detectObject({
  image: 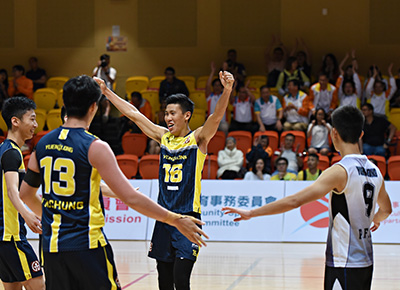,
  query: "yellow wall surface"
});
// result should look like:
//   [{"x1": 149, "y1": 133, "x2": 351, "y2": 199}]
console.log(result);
[{"x1": 2, "y1": 0, "x2": 400, "y2": 96}]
